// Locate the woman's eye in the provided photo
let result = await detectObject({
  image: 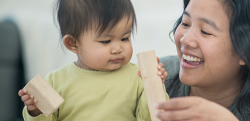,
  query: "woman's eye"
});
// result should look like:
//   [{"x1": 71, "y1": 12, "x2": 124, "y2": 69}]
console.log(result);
[
  {"x1": 181, "y1": 22, "x2": 190, "y2": 27},
  {"x1": 201, "y1": 30, "x2": 211, "y2": 35},
  {"x1": 121, "y1": 38, "x2": 129, "y2": 41},
  {"x1": 100, "y1": 40, "x2": 111, "y2": 44}
]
